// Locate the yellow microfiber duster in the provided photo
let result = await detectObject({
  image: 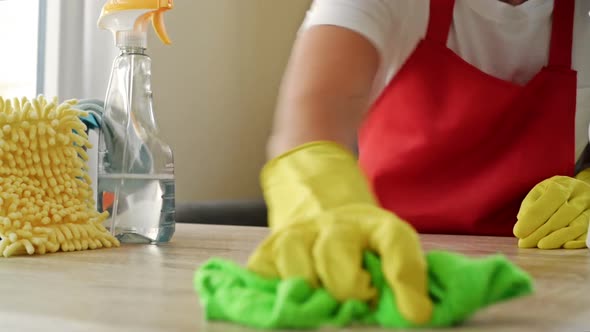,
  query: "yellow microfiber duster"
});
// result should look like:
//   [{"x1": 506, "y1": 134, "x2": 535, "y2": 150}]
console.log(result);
[{"x1": 0, "y1": 95, "x2": 120, "y2": 257}]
